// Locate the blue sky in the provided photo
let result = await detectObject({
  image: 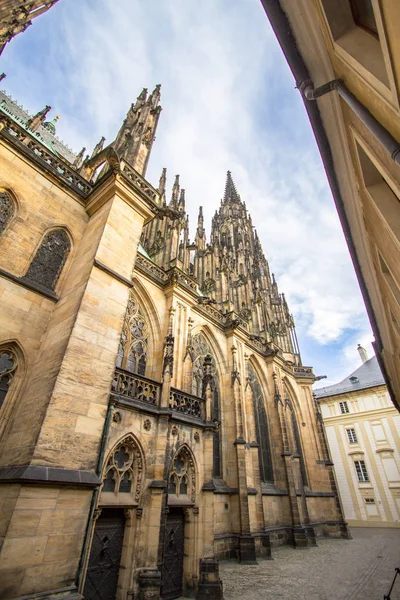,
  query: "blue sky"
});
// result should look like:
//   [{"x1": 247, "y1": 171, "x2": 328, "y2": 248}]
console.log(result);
[{"x1": 1, "y1": 0, "x2": 374, "y2": 385}]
